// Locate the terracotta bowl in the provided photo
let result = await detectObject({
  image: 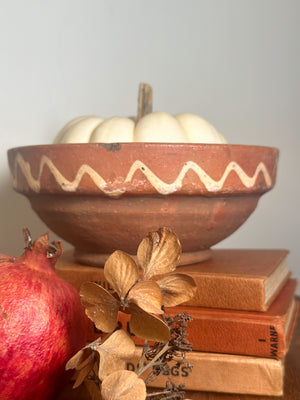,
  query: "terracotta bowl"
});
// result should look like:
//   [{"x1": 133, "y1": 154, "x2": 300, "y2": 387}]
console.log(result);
[{"x1": 7, "y1": 143, "x2": 278, "y2": 266}]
